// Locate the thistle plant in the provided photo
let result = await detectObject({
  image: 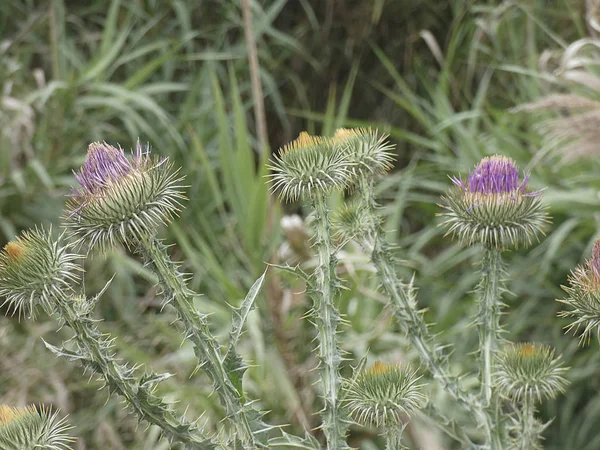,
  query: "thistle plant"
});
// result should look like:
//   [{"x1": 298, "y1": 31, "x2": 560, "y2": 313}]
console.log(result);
[
  {"x1": 0, "y1": 405, "x2": 74, "y2": 450},
  {"x1": 558, "y1": 238, "x2": 600, "y2": 344},
  {"x1": 65, "y1": 142, "x2": 274, "y2": 448},
  {"x1": 332, "y1": 129, "x2": 484, "y2": 440},
  {"x1": 344, "y1": 362, "x2": 425, "y2": 450},
  {"x1": 0, "y1": 229, "x2": 217, "y2": 449},
  {"x1": 440, "y1": 155, "x2": 549, "y2": 448},
  {"x1": 495, "y1": 344, "x2": 568, "y2": 450},
  {"x1": 270, "y1": 132, "x2": 353, "y2": 449},
  {"x1": 0, "y1": 135, "x2": 573, "y2": 450}
]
